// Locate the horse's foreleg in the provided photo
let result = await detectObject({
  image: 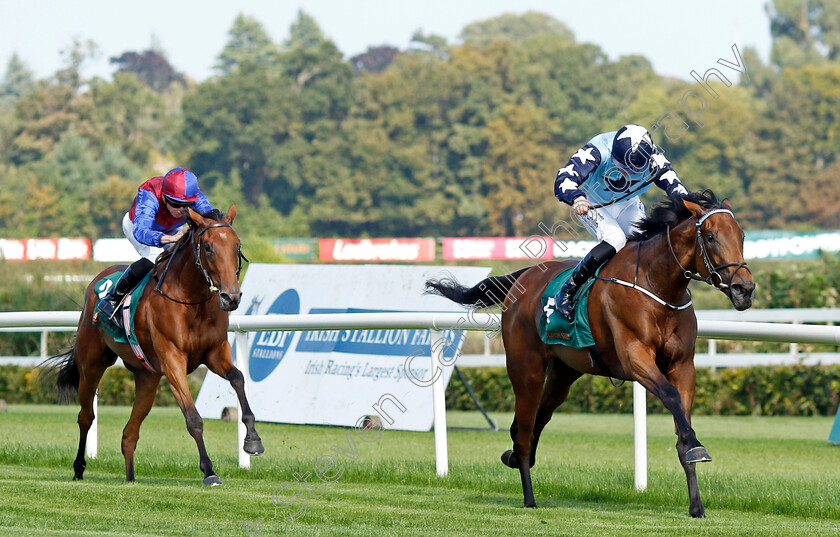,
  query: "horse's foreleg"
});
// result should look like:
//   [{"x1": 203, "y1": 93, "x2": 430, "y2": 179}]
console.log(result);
[
  {"x1": 668, "y1": 358, "x2": 706, "y2": 518},
  {"x1": 205, "y1": 344, "x2": 264, "y2": 455},
  {"x1": 164, "y1": 360, "x2": 220, "y2": 486},
  {"x1": 627, "y1": 345, "x2": 702, "y2": 454},
  {"x1": 121, "y1": 368, "x2": 161, "y2": 482}
]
